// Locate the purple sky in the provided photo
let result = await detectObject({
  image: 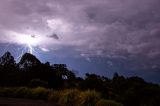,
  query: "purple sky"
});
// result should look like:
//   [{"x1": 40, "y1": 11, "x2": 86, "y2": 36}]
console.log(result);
[{"x1": 0, "y1": 0, "x2": 160, "y2": 83}]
